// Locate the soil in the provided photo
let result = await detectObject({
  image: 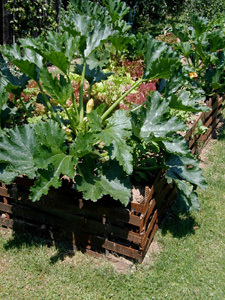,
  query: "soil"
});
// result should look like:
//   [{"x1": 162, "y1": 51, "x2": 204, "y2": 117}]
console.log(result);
[{"x1": 132, "y1": 185, "x2": 145, "y2": 204}]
